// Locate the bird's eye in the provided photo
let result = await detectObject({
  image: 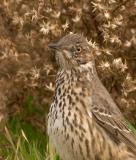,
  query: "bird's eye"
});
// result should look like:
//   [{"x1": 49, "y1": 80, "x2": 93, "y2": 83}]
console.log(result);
[{"x1": 76, "y1": 47, "x2": 81, "y2": 52}]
